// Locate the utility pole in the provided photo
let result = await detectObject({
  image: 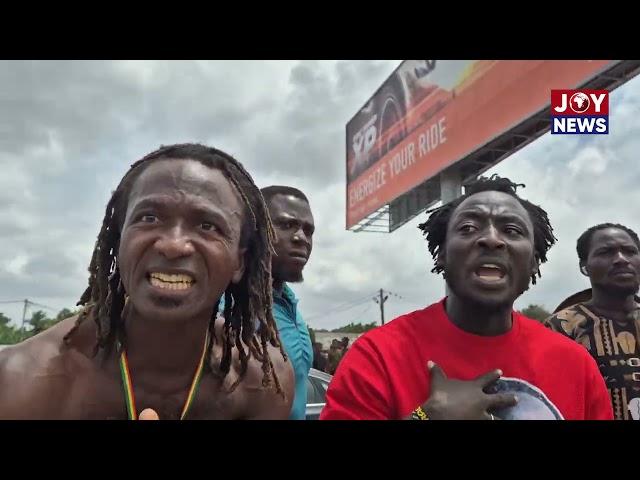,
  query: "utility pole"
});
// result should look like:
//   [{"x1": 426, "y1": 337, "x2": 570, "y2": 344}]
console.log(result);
[
  {"x1": 21, "y1": 299, "x2": 28, "y2": 328},
  {"x1": 0, "y1": 298, "x2": 57, "y2": 328},
  {"x1": 373, "y1": 289, "x2": 389, "y2": 325}
]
